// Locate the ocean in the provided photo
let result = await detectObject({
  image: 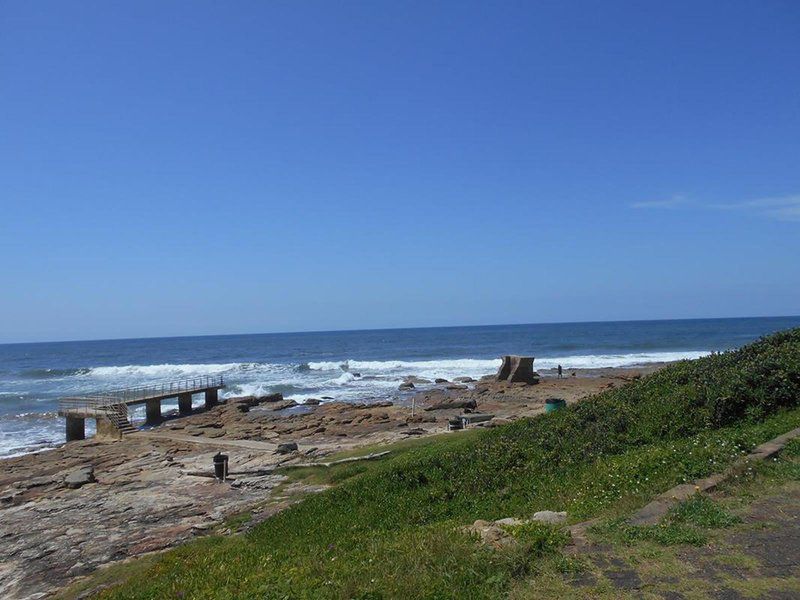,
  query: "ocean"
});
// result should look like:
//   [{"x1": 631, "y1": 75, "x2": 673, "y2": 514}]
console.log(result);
[{"x1": 1, "y1": 316, "x2": 798, "y2": 458}]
